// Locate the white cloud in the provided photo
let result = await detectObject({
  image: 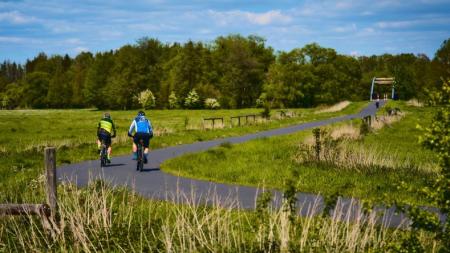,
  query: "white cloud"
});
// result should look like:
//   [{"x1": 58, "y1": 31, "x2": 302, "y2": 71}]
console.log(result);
[
  {"x1": 74, "y1": 46, "x2": 89, "y2": 53},
  {"x1": 246, "y1": 10, "x2": 292, "y2": 25},
  {"x1": 198, "y1": 29, "x2": 211, "y2": 34},
  {"x1": 46, "y1": 22, "x2": 79, "y2": 33},
  {"x1": 0, "y1": 36, "x2": 43, "y2": 44},
  {"x1": 376, "y1": 20, "x2": 416, "y2": 28},
  {"x1": 376, "y1": 17, "x2": 450, "y2": 29},
  {"x1": 335, "y1": 0, "x2": 354, "y2": 9},
  {"x1": 0, "y1": 11, "x2": 35, "y2": 24},
  {"x1": 333, "y1": 23, "x2": 357, "y2": 33},
  {"x1": 0, "y1": 36, "x2": 24, "y2": 43},
  {"x1": 208, "y1": 10, "x2": 292, "y2": 26},
  {"x1": 65, "y1": 38, "x2": 82, "y2": 45}
]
